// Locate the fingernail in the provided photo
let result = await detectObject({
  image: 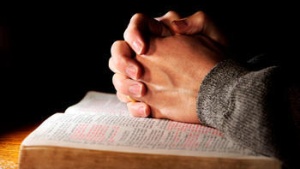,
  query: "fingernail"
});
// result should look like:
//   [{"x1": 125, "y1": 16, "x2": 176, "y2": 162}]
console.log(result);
[
  {"x1": 138, "y1": 105, "x2": 147, "y2": 117},
  {"x1": 133, "y1": 40, "x2": 142, "y2": 54},
  {"x1": 172, "y1": 19, "x2": 188, "y2": 30},
  {"x1": 126, "y1": 64, "x2": 137, "y2": 80},
  {"x1": 133, "y1": 104, "x2": 147, "y2": 117},
  {"x1": 129, "y1": 83, "x2": 141, "y2": 97}
]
